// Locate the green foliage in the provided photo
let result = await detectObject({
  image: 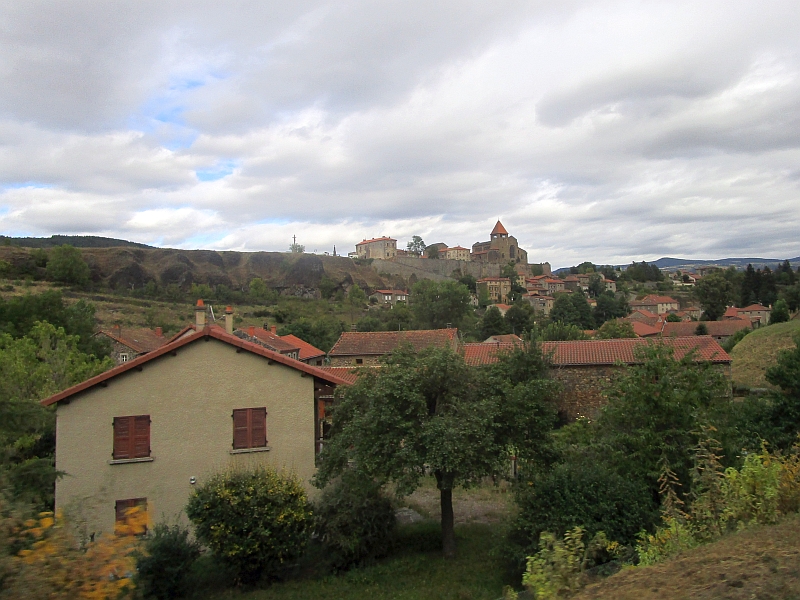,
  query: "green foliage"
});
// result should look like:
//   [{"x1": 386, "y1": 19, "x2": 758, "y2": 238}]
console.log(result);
[
  {"x1": 355, "y1": 316, "x2": 382, "y2": 332},
  {"x1": 318, "y1": 276, "x2": 337, "y2": 300},
  {"x1": 289, "y1": 242, "x2": 305, "y2": 253},
  {"x1": 694, "y1": 273, "x2": 733, "y2": 320},
  {"x1": 519, "y1": 528, "x2": 616, "y2": 600},
  {"x1": 505, "y1": 302, "x2": 534, "y2": 335},
  {"x1": 480, "y1": 306, "x2": 509, "y2": 339},
  {"x1": 189, "y1": 283, "x2": 213, "y2": 300},
  {"x1": 782, "y1": 282, "x2": 800, "y2": 312},
  {"x1": 550, "y1": 292, "x2": 594, "y2": 329},
  {"x1": 313, "y1": 472, "x2": 396, "y2": 571},
  {"x1": 771, "y1": 299, "x2": 790, "y2": 324},
  {"x1": 623, "y1": 261, "x2": 663, "y2": 283},
  {"x1": 721, "y1": 326, "x2": 750, "y2": 352},
  {"x1": 186, "y1": 466, "x2": 311, "y2": 584},
  {"x1": 587, "y1": 274, "x2": 605, "y2": 298},
  {"x1": 347, "y1": 284, "x2": 367, "y2": 308},
  {"x1": 695, "y1": 322, "x2": 709, "y2": 335},
  {"x1": 595, "y1": 320, "x2": 636, "y2": 339},
  {"x1": 538, "y1": 321, "x2": 588, "y2": 341},
  {"x1": 278, "y1": 317, "x2": 346, "y2": 353},
  {"x1": 456, "y1": 273, "x2": 477, "y2": 294},
  {"x1": 45, "y1": 245, "x2": 90, "y2": 286},
  {"x1": 410, "y1": 279, "x2": 472, "y2": 329},
  {"x1": 666, "y1": 312, "x2": 682, "y2": 322},
  {"x1": 406, "y1": 235, "x2": 426, "y2": 256},
  {"x1": 593, "y1": 292, "x2": 629, "y2": 326},
  {"x1": 135, "y1": 522, "x2": 200, "y2": 599}
]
